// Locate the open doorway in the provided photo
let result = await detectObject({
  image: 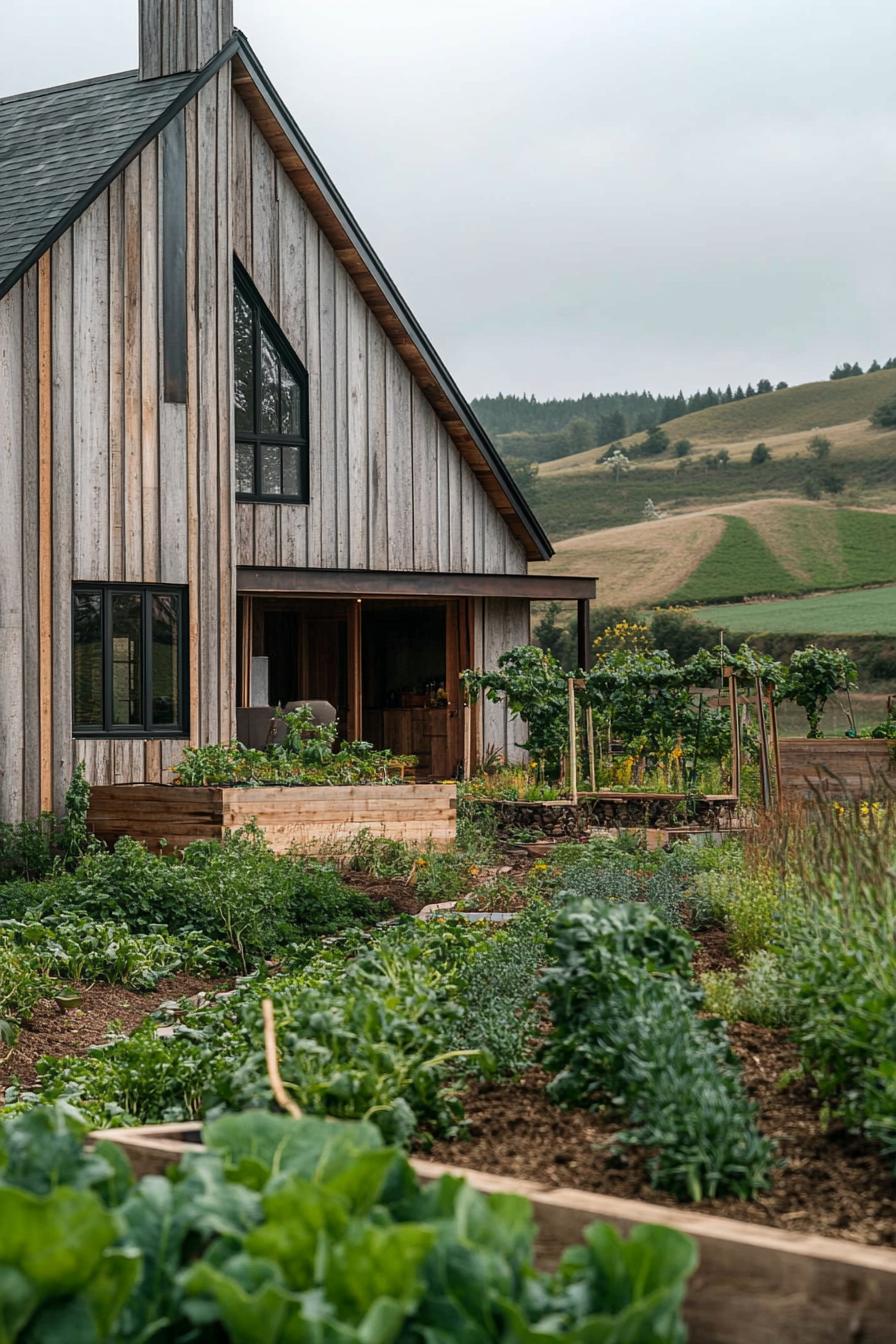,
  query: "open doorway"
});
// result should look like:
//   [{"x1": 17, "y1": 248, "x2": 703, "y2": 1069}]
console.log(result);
[{"x1": 238, "y1": 595, "x2": 467, "y2": 777}]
